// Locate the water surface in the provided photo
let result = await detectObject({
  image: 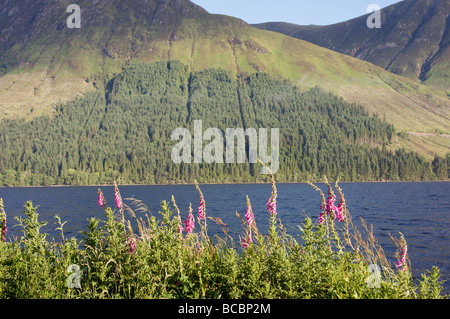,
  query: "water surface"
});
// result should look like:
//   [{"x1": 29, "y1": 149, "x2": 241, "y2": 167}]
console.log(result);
[{"x1": 1, "y1": 181, "x2": 449, "y2": 293}]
